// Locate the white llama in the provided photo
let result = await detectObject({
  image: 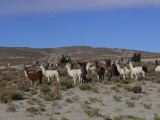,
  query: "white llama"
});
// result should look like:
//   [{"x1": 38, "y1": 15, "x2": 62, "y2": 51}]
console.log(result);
[
  {"x1": 129, "y1": 62, "x2": 145, "y2": 80},
  {"x1": 65, "y1": 63, "x2": 82, "y2": 84},
  {"x1": 40, "y1": 65, "x2": 60, "y2": 83}
]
